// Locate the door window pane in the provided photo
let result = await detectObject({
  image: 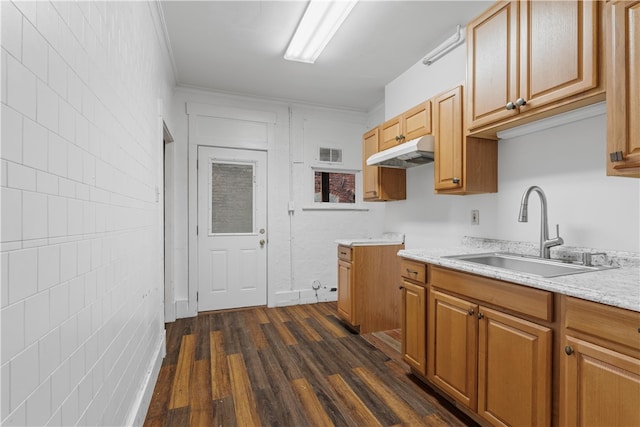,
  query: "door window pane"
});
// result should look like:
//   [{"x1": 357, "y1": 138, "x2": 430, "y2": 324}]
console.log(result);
[{"x1": 211, "y1": 162, "x2": 254, "y2": 233}]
